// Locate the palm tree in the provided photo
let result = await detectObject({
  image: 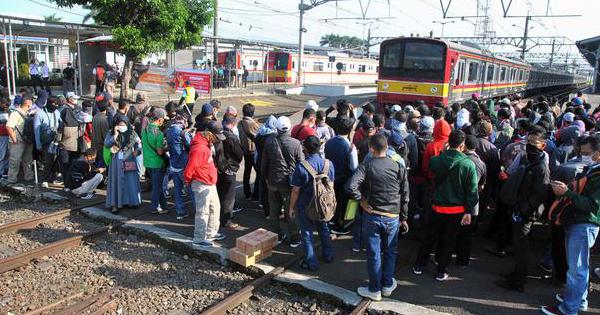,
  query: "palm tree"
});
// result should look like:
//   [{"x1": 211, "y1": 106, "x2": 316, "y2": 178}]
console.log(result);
[
  {"x1": 81, "y1": 4, "x2": 98, "y2": 24},
  {"x1": 43, "y1": 14, "x2": 62, "y2": 23}
]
